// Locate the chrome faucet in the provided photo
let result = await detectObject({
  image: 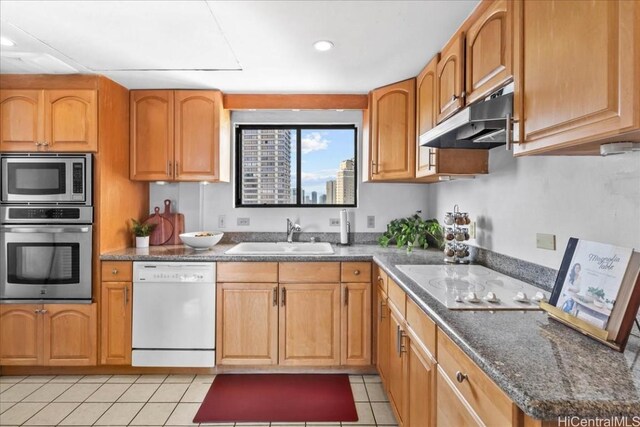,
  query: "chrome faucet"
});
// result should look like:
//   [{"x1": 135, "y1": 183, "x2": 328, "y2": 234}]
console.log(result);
[{"x1": 286, "y1": 218, "x2": 301, "y2": 243}]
